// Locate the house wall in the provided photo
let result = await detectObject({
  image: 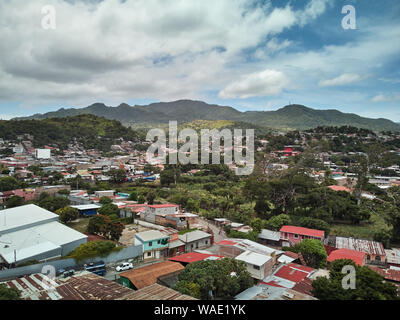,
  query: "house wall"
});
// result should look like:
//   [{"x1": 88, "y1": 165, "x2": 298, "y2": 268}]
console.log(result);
[
  {"x1": 184, "y1": 237, "x2": 211, "y2": 252},
  {"x1": 218, "y1": 246, "x2": 243, "y2": 258},
  {"x1": 280, "y1": 232, "x2": 323, "y2": 246},
  {"x1": 141, "y1": 238, "x2": 169, "y2": 252}
]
